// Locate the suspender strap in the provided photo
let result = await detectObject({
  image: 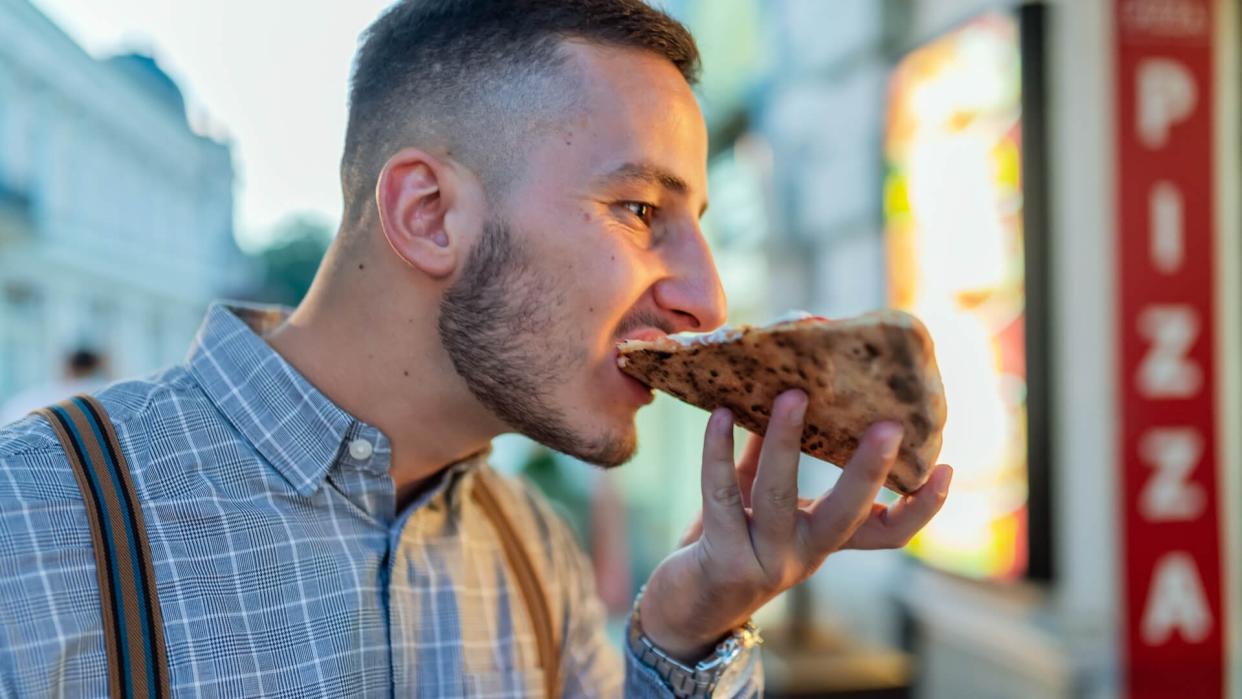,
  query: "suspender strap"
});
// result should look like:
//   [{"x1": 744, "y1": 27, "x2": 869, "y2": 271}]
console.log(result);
[
  {"x1": 472, "y1": 471, "x2": 561, "y2": 699},
  {"x1": 35, "y1": 395, "x2": 171, "y2": 699}
]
